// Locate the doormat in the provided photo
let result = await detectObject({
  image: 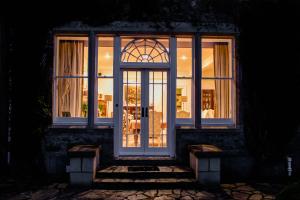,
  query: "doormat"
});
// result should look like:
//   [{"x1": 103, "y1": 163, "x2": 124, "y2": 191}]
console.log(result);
[{"x1": 128, "y1": 166, "x2": 160, "y2": 172}]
